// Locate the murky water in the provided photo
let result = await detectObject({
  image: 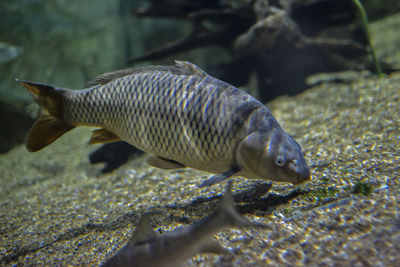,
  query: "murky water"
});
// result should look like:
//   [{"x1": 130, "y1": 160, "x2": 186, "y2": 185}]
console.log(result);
[{"x1": 1, "y1": 1, "x2": 400, "y2": 266}]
